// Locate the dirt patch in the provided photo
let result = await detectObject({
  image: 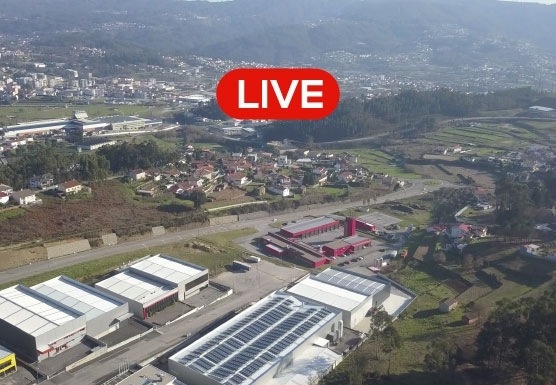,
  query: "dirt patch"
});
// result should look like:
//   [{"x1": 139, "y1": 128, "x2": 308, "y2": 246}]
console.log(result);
[
  {"x1": 0, "y1": 246, "x2": 46, "y2": 271},
  {"x1": 209, "y1": 187, "x2": 252, "y2": 201}
]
